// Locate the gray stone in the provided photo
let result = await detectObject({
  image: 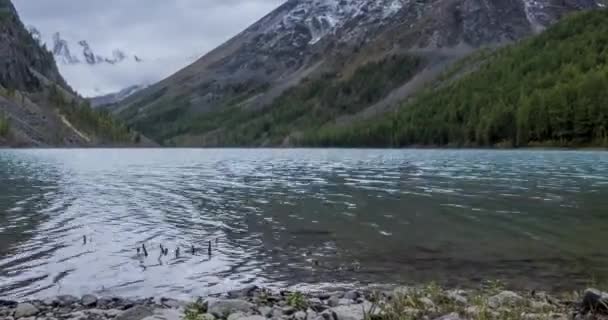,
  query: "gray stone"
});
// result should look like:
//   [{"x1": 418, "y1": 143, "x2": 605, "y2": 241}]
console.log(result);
[
  {"x1": 258, "y1": 306, "x2": 272, "y2": 317},
  {"x1": 488, "y1": 291, "x2": 524, "y2": 309},
  {"x1": 327, "y1": 296, "x2": 340, "y2": 308},
  {"x1": 208, "y1": 299, "x2": 254, "y2": 318},
  {"x1": 69, "y1": 311, "x2": 86, "y2": 320},
  {"x1": 42, "y1": 298, "x2": 56, "y2": 307},
  {"x1": 228, "y1": 285, "x2": 259, "y2": 299},
  {"x1": 433, "y1": 312, "x2": 463, "y2": 320},
  {"x1": 160, "y1": 298, "x2": 186, "y2": 309},
  {"x1": 331, "y1": 302, "x2": 375, "y2": 320},
  {"x1": 446, "y1": 291, "x2": 467, "y2": 305},
  {"x1": 320, "y1": 311, "x2": 333, "y2": 320},
  {"x1": 141, "y1": 308, "x2": 184, "y2": 320},
  {"x1": 14, "y1": 303, "x2": 39, "y2": 318},
  {"x1": 56, "y1": 295, "x2": 78, "y2": 307},
  {"x1": 419, "y1": 297, "x2": 435, "y2": 310},
  {"x1": 294, "y1": 311, "x2": 307, "y2": 320},
  {"x1": 228, "y1": 312, "x2": 247, "y2": 320},
  {"x1": 581, "y1": 288, "x2": 608, "y2": 313},
  {"x1": 343, "y1": 291, "x2": 359, "y2": 301},
  {"x1": 305, "y1": 310, "x2": 318, "y2": 320},
  {"x1": 81, "y1": 295, "x2": 98, "y2": 307},
  {"x1": 115, "y1": 306, "x2": 154, "y2": 320},
  {"x1": 237, "y1": 316, "x2": 265, "y2": 320},
  {"x1": 337, "y1": 299, "x2": 352, "y2": 306},
  {"x1": 282, "y1": 306, "x2": 295, "y2": 315}
]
